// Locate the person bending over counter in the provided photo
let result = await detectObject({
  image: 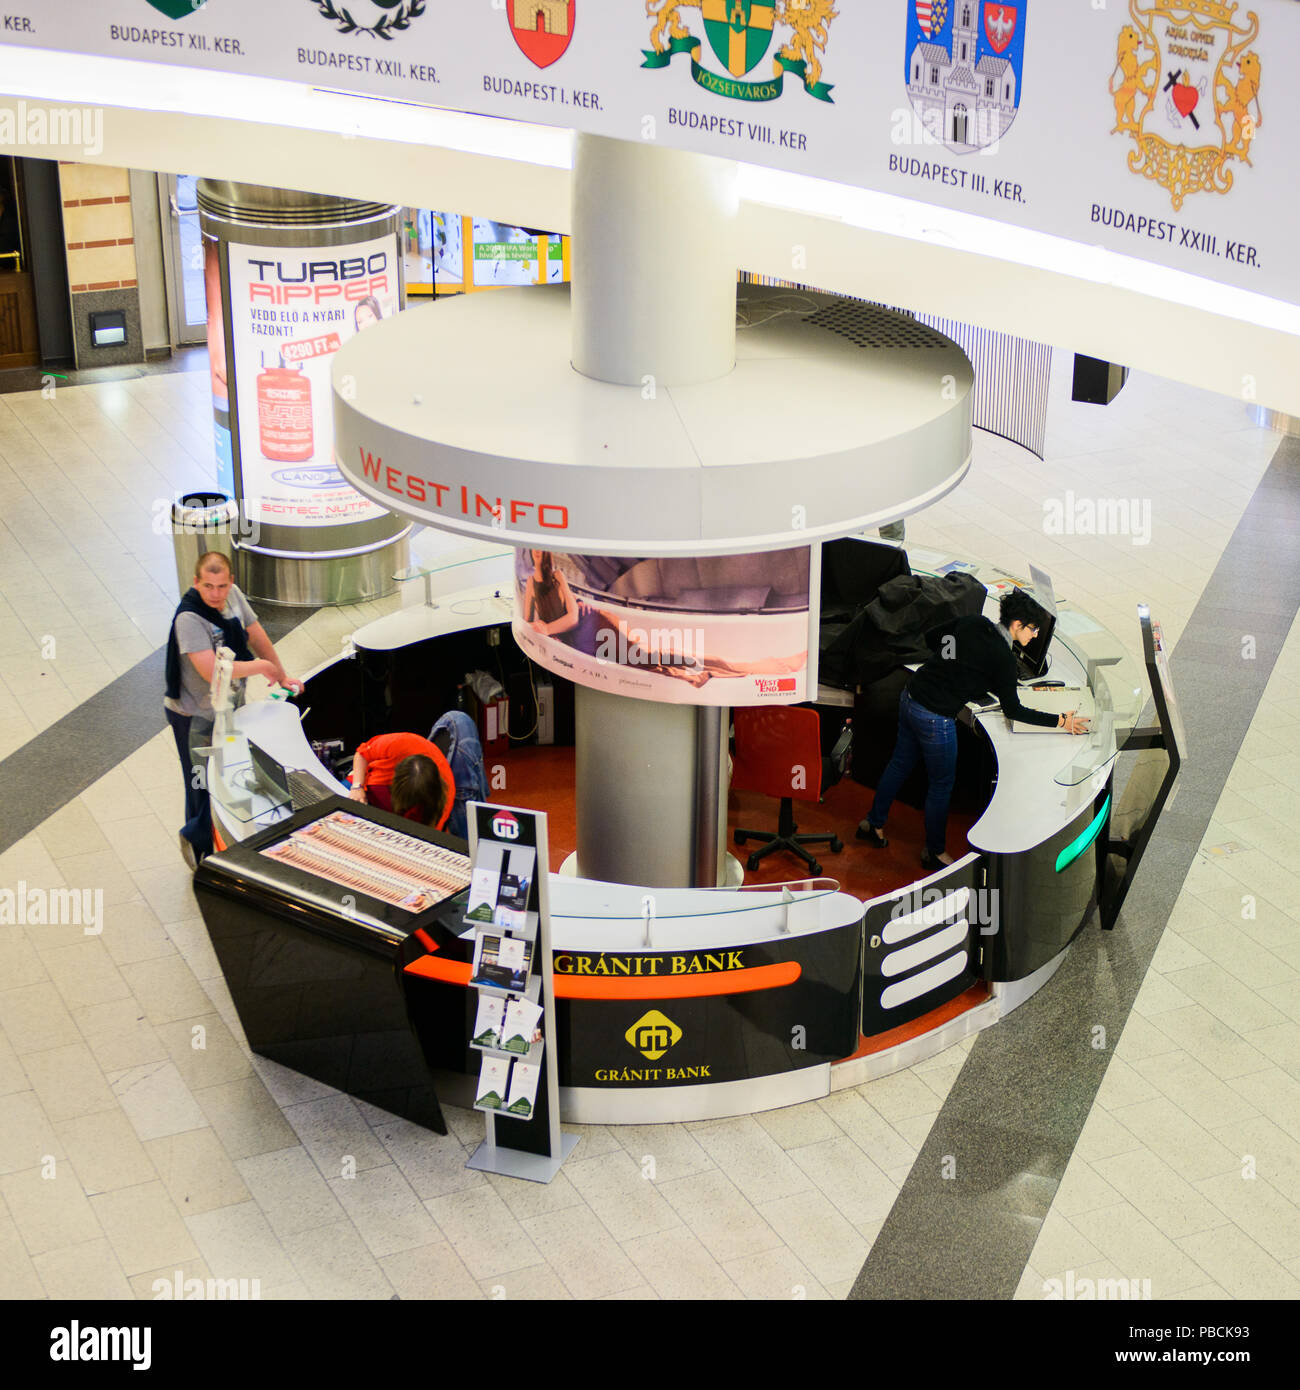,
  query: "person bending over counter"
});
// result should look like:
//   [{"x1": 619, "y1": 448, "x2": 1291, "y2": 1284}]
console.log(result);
[
  {"x1": 164, "y1": 550, "x2": 302, "y2": 870},
  {"x1": 349, "y1": 731, "x2": 456, "y2": 830},
  {"x1": 857, "y1": 589, "x2": 1091, "y2": 871}
]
